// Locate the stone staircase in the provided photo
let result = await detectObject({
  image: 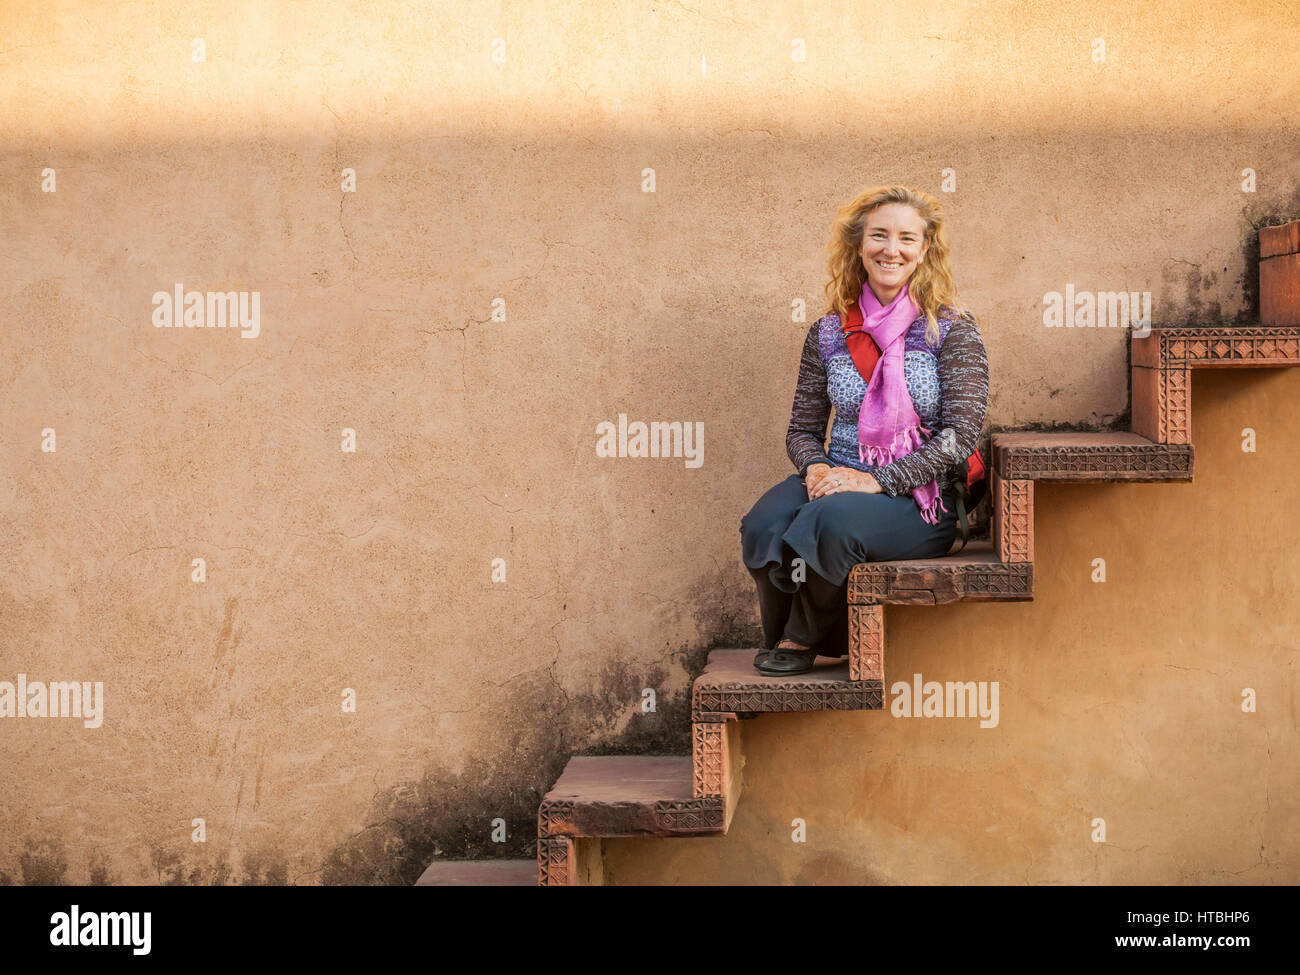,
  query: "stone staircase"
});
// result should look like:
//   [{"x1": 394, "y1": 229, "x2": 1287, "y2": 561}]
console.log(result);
[{"x1": 416, "y1": 222, "x2": 1300, "y2": 886}]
